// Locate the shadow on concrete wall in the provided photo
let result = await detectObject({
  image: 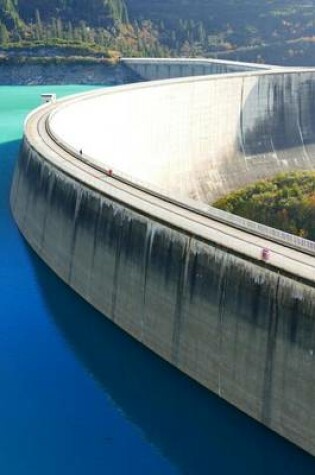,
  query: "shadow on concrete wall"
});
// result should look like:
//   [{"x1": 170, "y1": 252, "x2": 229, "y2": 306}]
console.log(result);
[
  {"x1": 239, "y1": 74, "x2": 315, "y2": 156},
  {"x1": 23, "y1": 239, "x2": 315, "y2": 475},
  {"x1": 212, "y1": 72, "x2": 315, "y2": 201}
]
